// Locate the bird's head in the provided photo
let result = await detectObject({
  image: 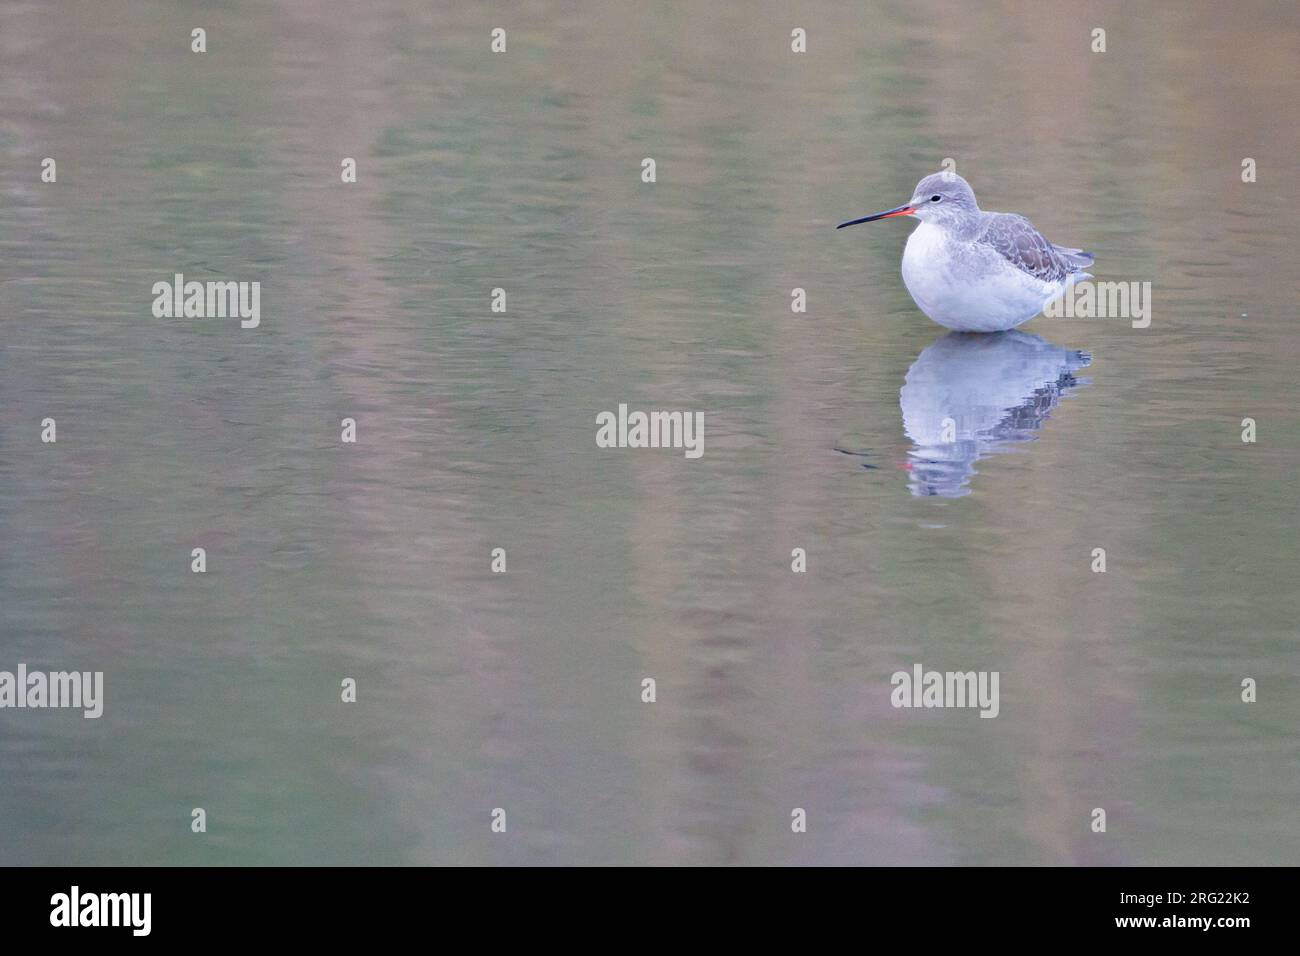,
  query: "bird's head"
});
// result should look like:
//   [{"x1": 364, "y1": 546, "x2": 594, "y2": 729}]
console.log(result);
[{"x1": 837, "y1": 170, "x2": 979, "y2": 230}]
